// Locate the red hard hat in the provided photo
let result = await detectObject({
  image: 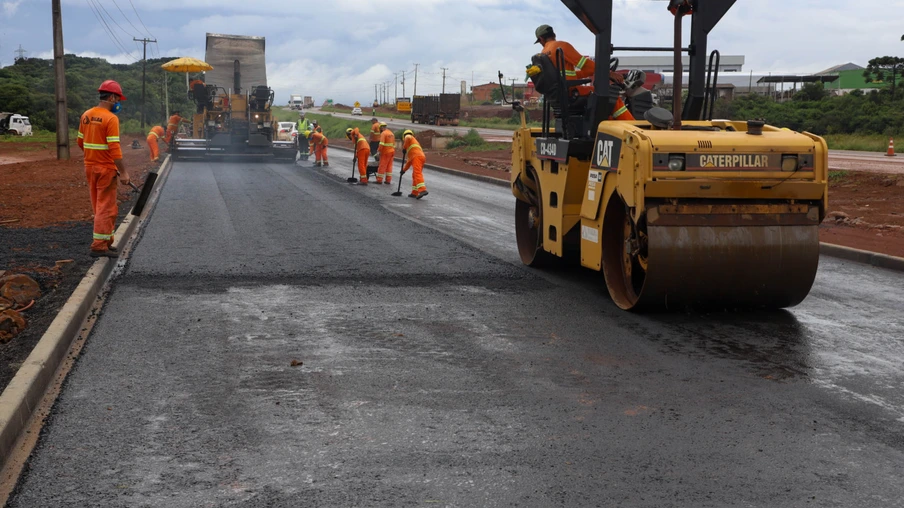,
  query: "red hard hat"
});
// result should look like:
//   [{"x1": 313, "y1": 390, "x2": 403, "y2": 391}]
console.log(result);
[{"x1": 98, "y1": 80, "x2": 127, "y2": 100}]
